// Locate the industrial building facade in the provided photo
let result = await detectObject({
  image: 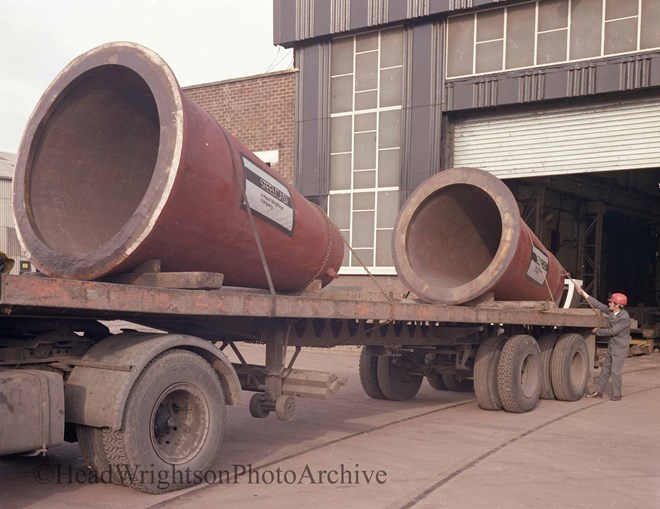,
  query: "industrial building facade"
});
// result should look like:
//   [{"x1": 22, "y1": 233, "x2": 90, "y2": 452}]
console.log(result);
[{"x1": 274, "y1": 0, "x2": 660, "y2": 307}]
